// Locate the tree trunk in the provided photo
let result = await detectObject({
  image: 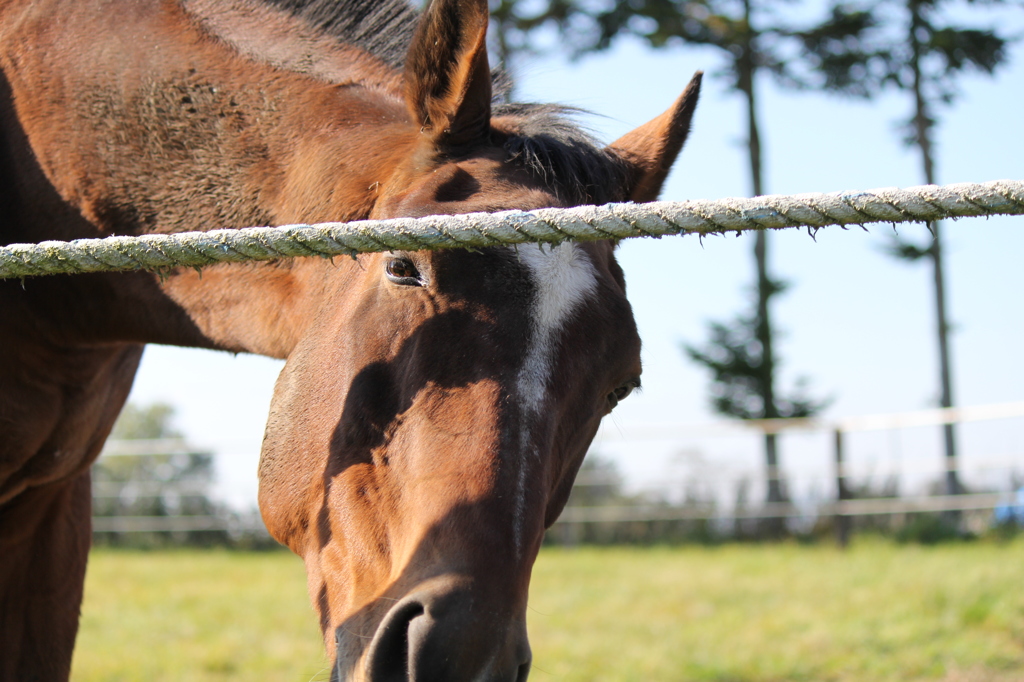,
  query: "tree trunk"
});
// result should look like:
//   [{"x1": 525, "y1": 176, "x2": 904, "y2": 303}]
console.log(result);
[
  {"x1": 739, "y1": 1, "x2": 786, "y2": 533},
  {"x1": 909, "y1": 0, "x2": 960, "y2": 496},
  {"x1": 755, "y1": 230, "x2": 784, "y2": 509}
]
